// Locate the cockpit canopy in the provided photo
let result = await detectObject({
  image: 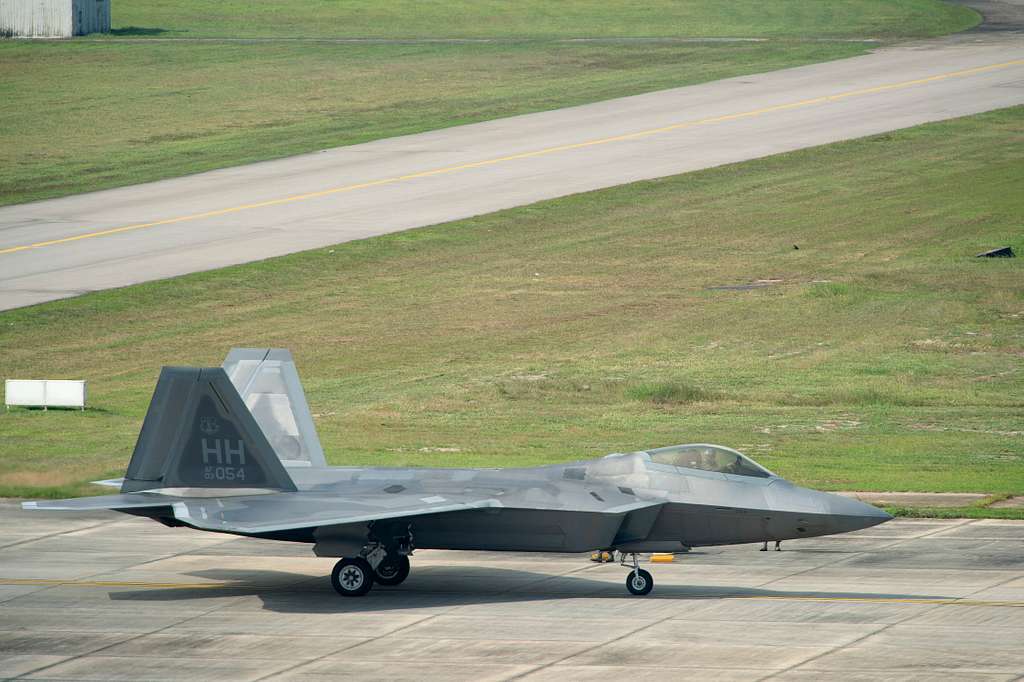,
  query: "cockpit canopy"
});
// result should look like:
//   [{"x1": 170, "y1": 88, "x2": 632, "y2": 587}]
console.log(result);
[{"x1": 643, "y1": 444, "x2": 774, "y2": 479}]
